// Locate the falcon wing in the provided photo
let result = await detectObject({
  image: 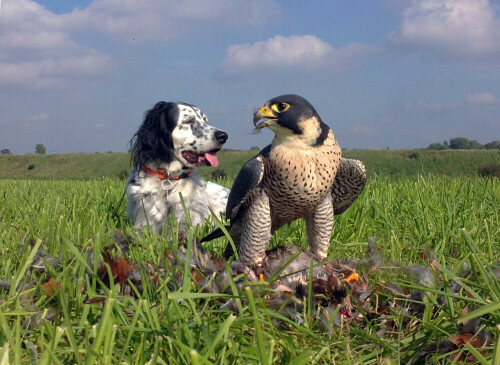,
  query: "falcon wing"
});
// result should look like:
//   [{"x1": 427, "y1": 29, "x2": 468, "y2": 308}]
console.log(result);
[
  {"x1": 200, "y1": 146, "x2": 268, "y2": 243},
  {"x1": 331, "y1": 157, "x2": 367, "y2": 215},
  {"x1": 226, "y1": 145, "x2": 269, "y2": 220}
]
